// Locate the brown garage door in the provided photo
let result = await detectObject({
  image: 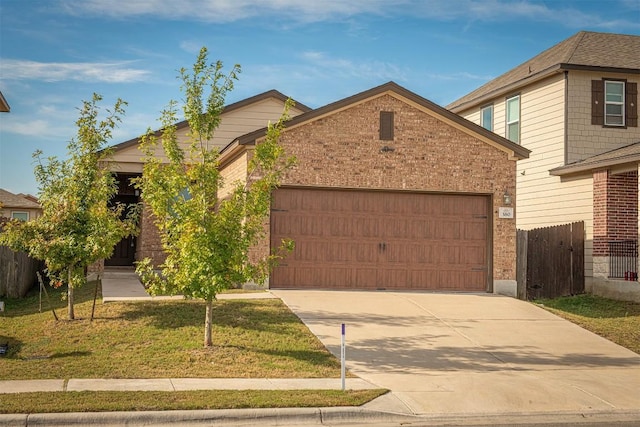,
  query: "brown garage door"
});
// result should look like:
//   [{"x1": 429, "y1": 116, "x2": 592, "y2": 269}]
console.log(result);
[{"x1": 270, "y1": 188, "x2": 489, "y2": 291}]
